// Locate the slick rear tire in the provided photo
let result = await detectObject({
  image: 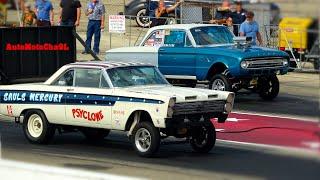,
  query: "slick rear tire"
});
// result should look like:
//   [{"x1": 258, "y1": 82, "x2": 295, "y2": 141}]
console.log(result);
[
  {"x1": 190, "y1": 124, "x2": 216, "y2": 153},
  {"x1": 81, "y1": 128, "x2": 110, "y2": 141},
  {"x1": 209, "y1": 74, "x2": 232, "y2": 91},
  {"x1": 131, "y1": 121, "x2": 160, "y2": 157},
  {"x1": 258, "y1": 75, "x2": 279, "y2": 100},
  {"x1": 23, "y1": 110, "x2": 55, "y2": 144}
]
